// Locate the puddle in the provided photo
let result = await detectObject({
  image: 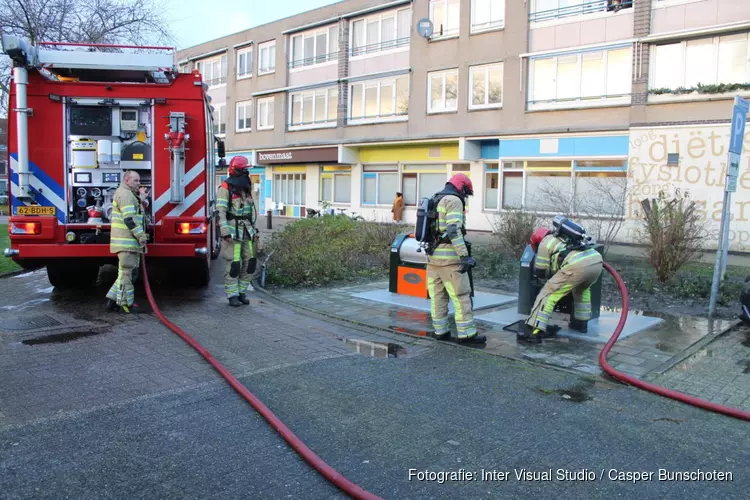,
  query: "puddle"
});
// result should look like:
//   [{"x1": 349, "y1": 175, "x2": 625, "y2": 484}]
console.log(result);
[
  {"x1": 389, "y1": 325, "x2": 429, "y2": 337},
  {"x1": 537, "y1": 382, "x2": 593, "y2": 403},
  {"x1": 738, "y1": 360, "x2": 750, "y2": 374},
  {"x1": 344, "y1": 339, "x2": 407, "y2": 358},
  {"x1": 22, "y1": 330, "x2": 107, "y2": 345}
]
